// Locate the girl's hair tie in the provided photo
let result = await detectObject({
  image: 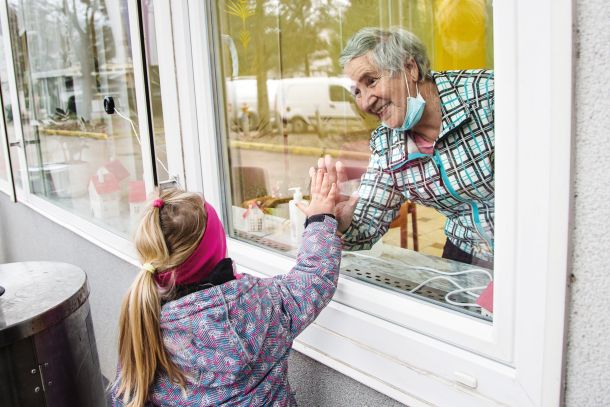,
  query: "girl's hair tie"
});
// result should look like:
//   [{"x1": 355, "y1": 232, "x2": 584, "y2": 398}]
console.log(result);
[
  {"x1": 152, "y1": 198, "x2": 164, "y2": 209},
  {"x1": 142, "y1": 263, "x2": 156, "y2": 274}
]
